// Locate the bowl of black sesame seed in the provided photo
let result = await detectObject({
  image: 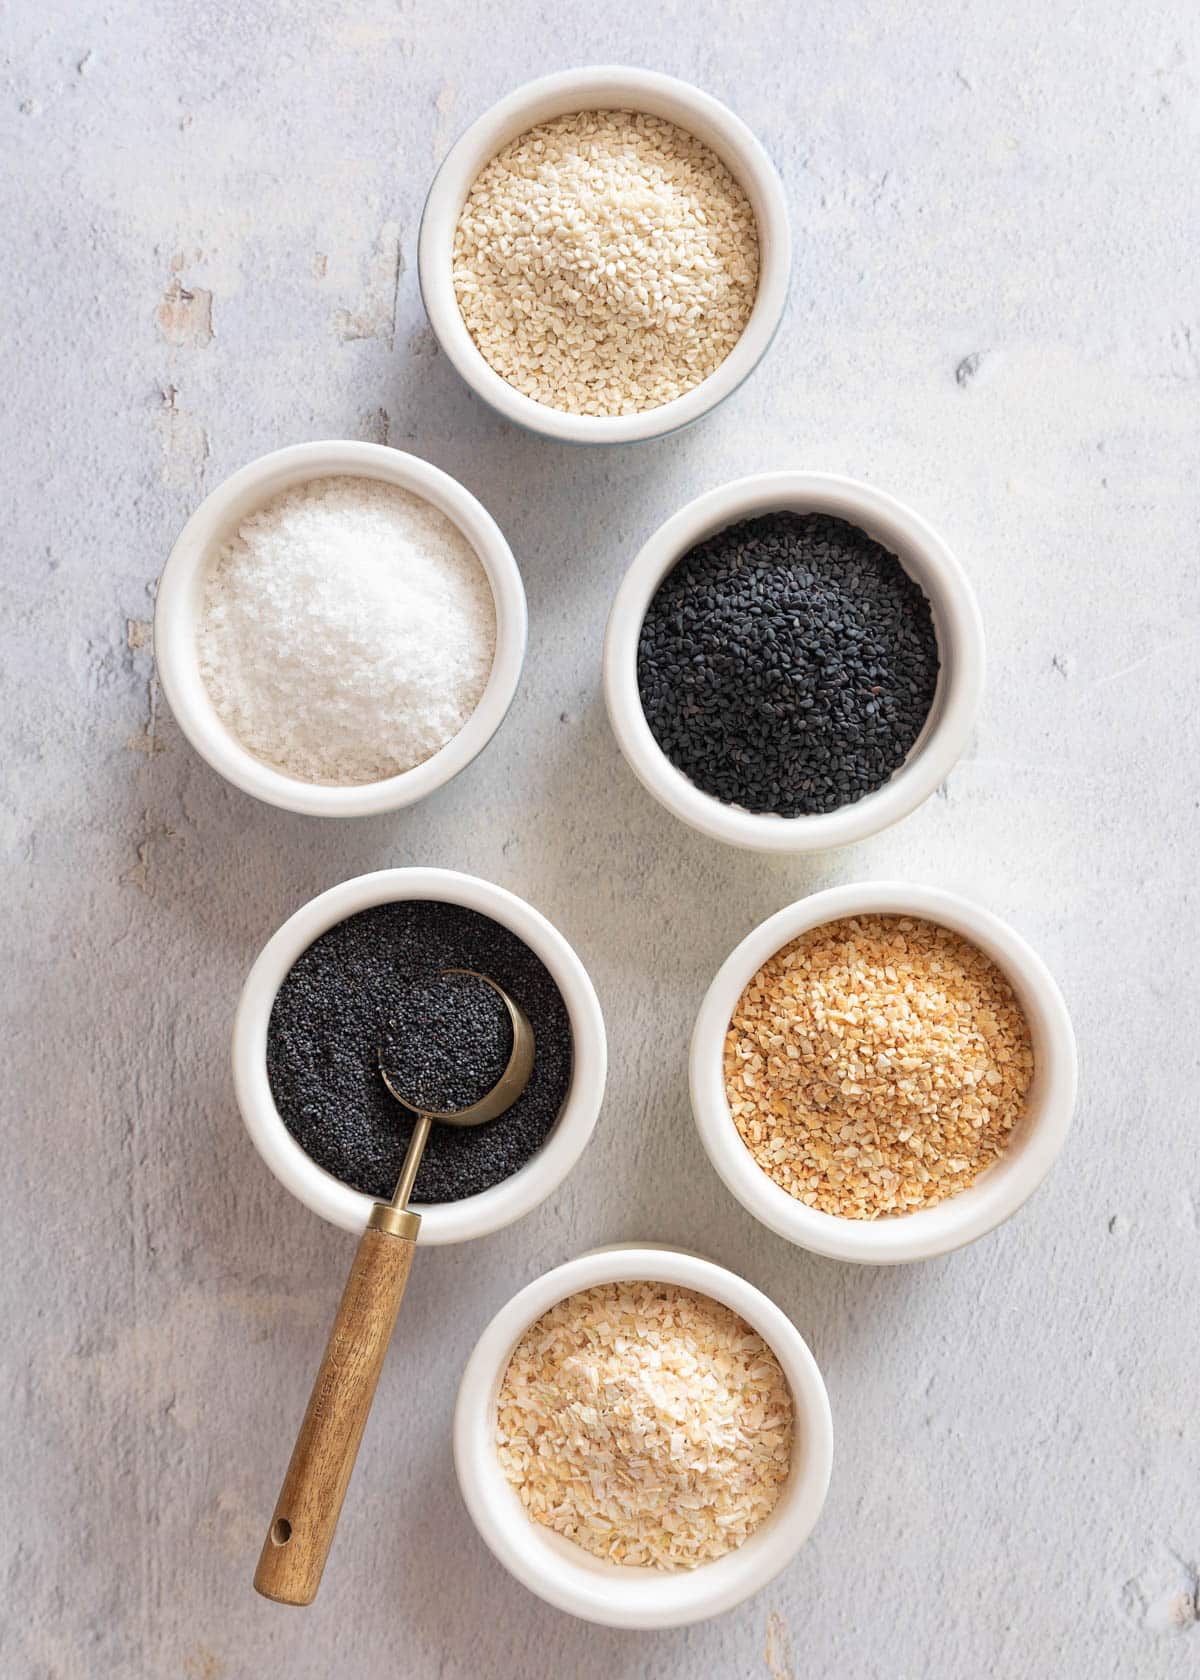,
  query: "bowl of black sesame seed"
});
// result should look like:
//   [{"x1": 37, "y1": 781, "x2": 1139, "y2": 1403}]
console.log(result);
[
  {"x1": 232, "y1": 868, "x2": 607, "y2": 1244},
  {"x1": 603, "y1": 472, "x2": 985, "y2": 850}
]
